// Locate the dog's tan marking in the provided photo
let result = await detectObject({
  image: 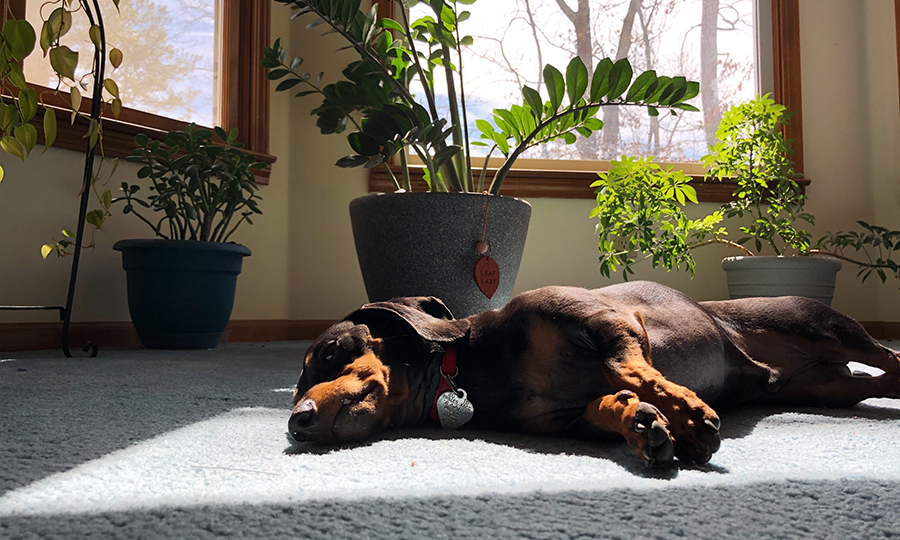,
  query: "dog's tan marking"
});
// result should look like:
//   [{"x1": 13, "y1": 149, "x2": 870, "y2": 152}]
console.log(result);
[
  {"x1": 603, "y1": 340, "x2": 720, "y2": 463},
  {"x1": 300, "y1": 352, "x2": 392, "y2": 439},
  {"x1": 584, "y1": 391, "x2": 672, "y2": 461}
]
